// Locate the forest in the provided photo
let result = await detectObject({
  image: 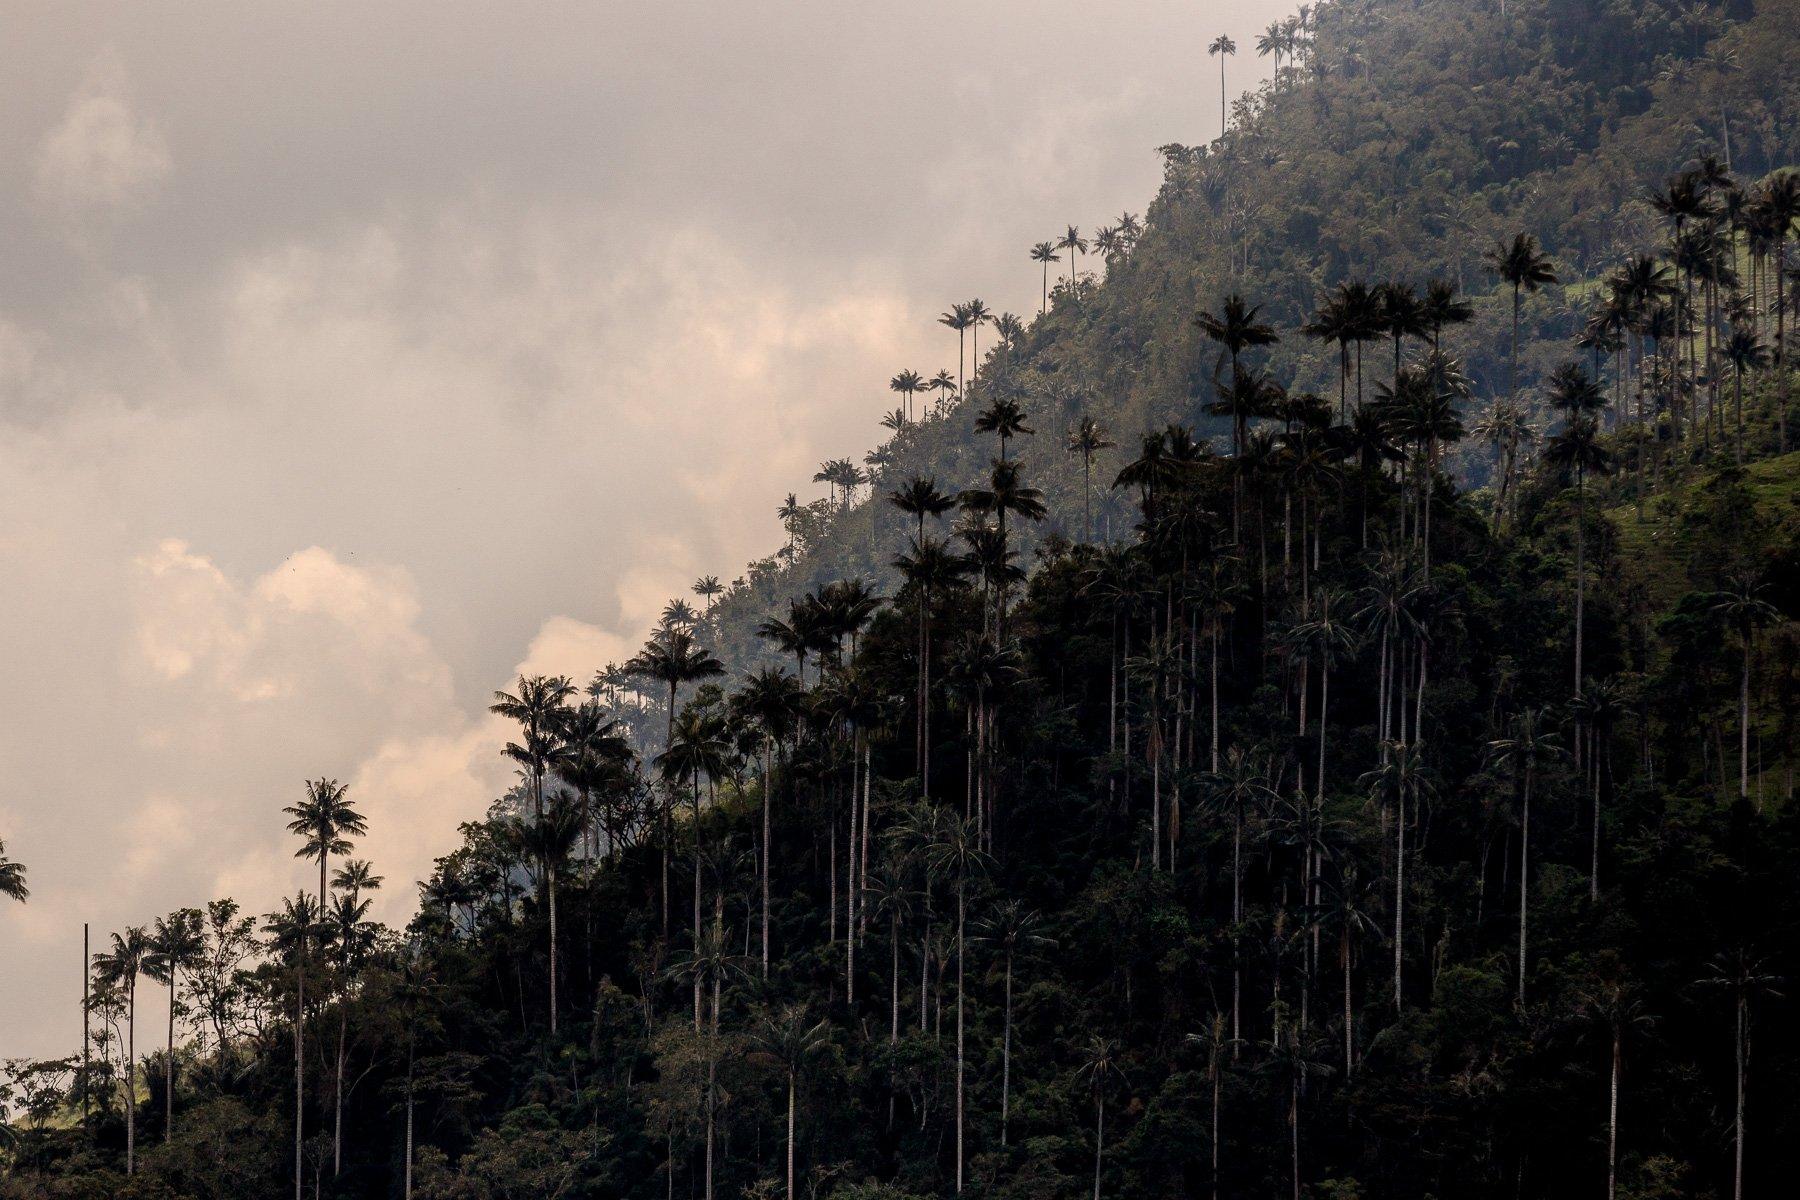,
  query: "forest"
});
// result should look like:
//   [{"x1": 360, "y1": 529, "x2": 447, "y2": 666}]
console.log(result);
[{"x1": 3, "y1": 1, "x2": 1799, "y2": 1198}]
